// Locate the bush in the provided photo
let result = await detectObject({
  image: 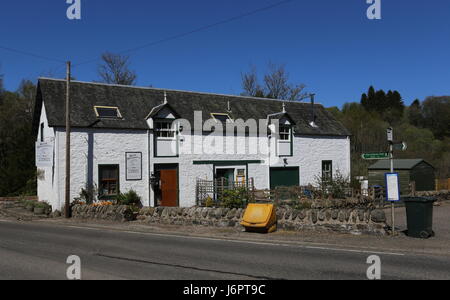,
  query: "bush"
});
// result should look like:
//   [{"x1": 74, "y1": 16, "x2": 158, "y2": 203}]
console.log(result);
[
  {"x1": 205, "y1": 196, "x2": 215, "y2": 208},
  {"x1": 219, "y1": 188, "x2": 249, "y2": 209},
  {"x1": 314, "y1": 169, "x2": 350, "y2": 199},
  {"x1": 116, "y1": 190, "x2": 142, "y2": 206},
  {"x1": 34, "y1": 202, "x2": 52, "y2": 209},
  {"x1": 74, "y1": 185, "x2": 97, "y2": 205}
]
